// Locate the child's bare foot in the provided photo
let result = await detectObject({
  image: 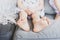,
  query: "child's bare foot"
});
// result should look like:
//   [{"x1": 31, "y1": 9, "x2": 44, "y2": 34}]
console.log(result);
[
  {"x1": 16, "y1": 10, "x2": 30, "y2": 32},
  {"x1": 32, "y1": 14, "x2": 51, "y2": 32},
  {"x1": 41, "y1": 17, "x2": 51, "y2": 25},
  {"x1": 55, "y1": 14, "x2": 60, "y2": 21}
]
